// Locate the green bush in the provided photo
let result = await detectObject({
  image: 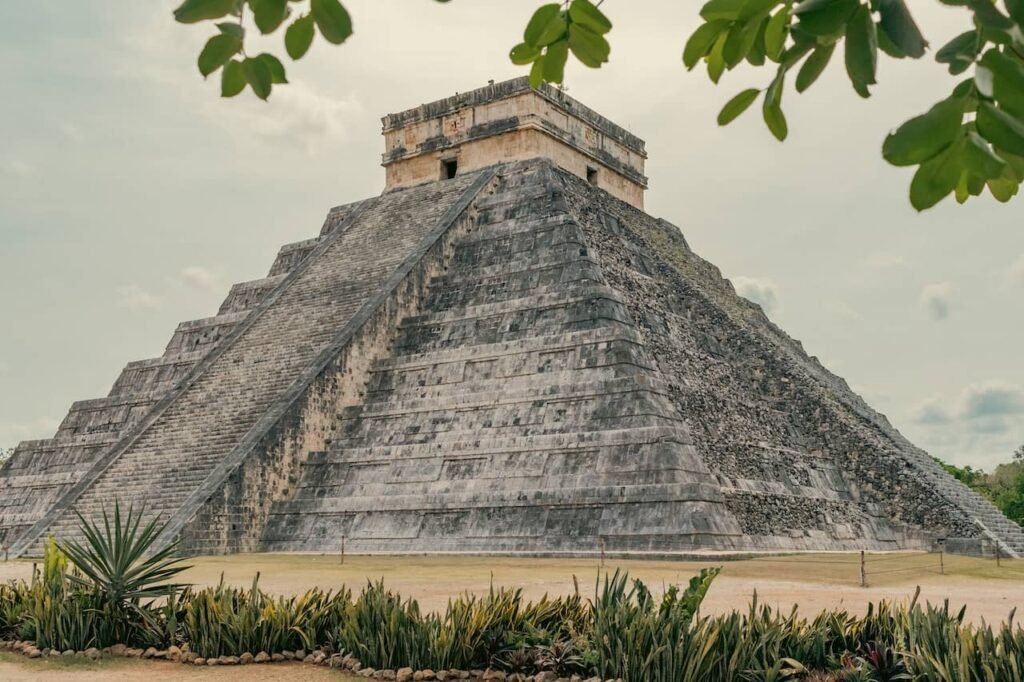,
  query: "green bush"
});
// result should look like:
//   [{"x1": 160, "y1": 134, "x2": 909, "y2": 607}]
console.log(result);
[{"x1": 3, "y1": 505, "x2": 1024, "y2": 680}]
